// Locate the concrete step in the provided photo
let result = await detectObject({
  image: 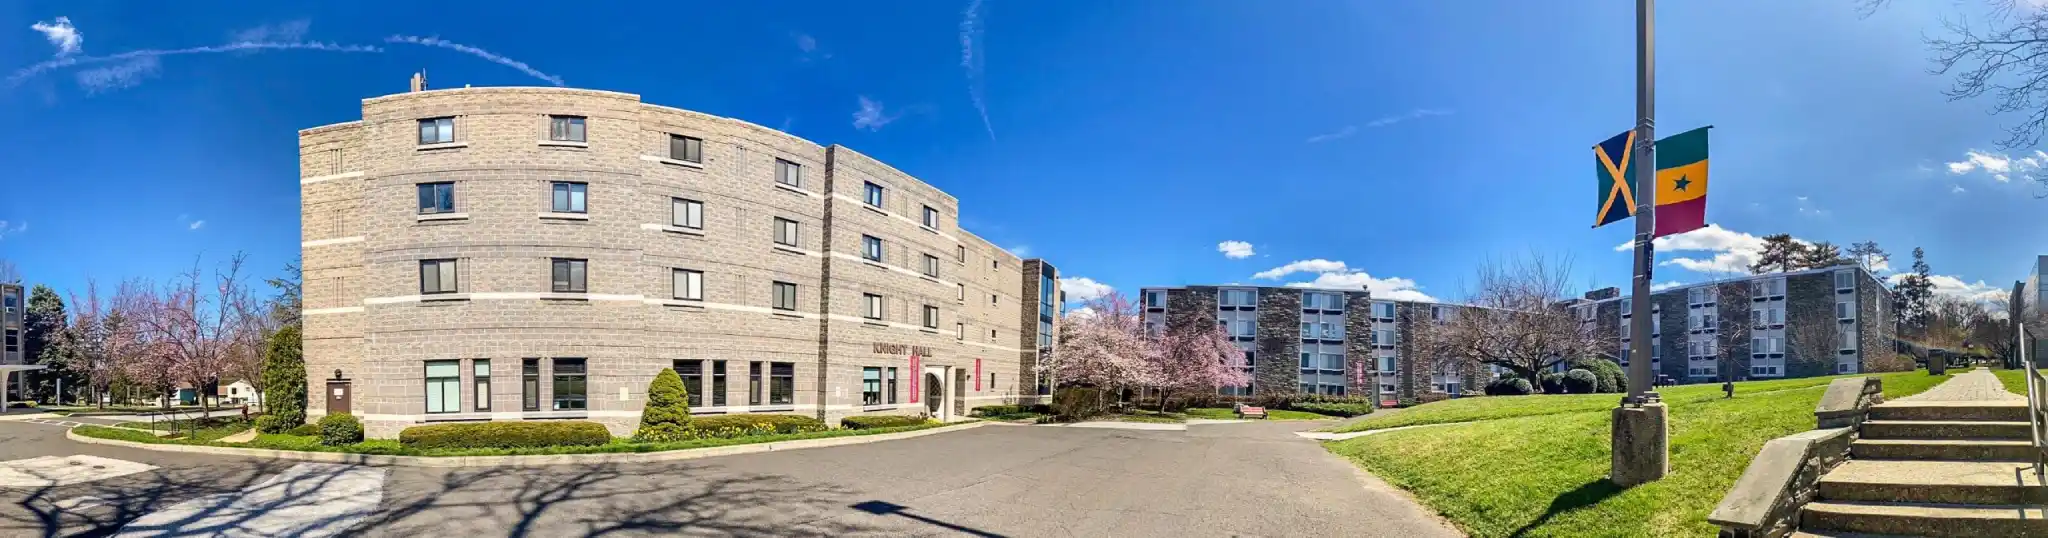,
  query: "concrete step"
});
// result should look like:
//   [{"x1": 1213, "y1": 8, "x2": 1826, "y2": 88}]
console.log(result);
[
  {"x1": 1802, "y1": 501, "x2": 2048, "y2": 537},
  {"x1": 1849, "y1": 439, "x2": 2037, "y2": 461},
  {"x1": 1868, "y1": 401, "x2": 2028, "y2": 422},
  {"x1": 1860, "y1": 420, "x2": 2033, "y2": 441},
  {"x1": 1819, "y1": 460, "x2": 2048, "y2": 505},
  {"x1": 1790, "y1": 531, "x2": 1918, "y2": 538}
]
